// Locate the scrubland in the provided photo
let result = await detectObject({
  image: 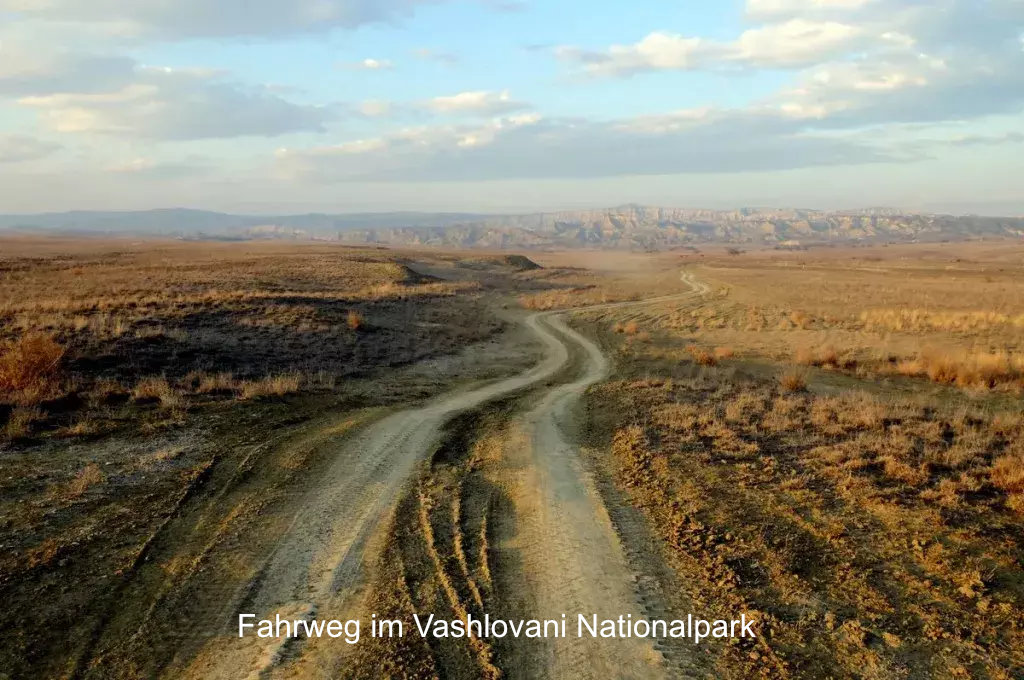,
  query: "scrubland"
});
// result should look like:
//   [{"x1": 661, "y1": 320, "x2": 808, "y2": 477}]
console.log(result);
[
  {"x1": 0, "y1": 237, "x2": 559, "y2": 678},
  {"x1": 582, "y1": 241, "x2": 1024, "y2": 678}
]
